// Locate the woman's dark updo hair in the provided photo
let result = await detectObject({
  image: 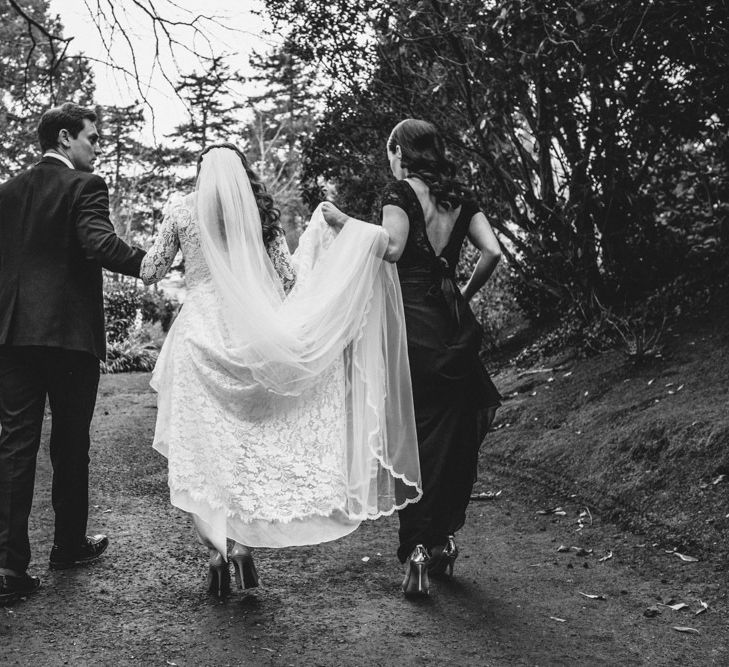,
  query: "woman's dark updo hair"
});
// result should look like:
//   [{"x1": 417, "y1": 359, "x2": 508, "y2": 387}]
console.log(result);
[
  {"x1": 387, "y1": 119, "x2": 475, "y2": 210},
  {"x1": 197, "y1": 142, "x2": 283, "y2": 248}
]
